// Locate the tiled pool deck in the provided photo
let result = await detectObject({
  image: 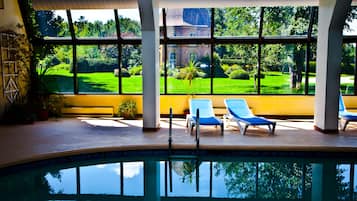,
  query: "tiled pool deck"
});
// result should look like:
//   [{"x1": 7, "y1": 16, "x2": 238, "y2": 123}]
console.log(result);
[{"x1": 0, "y1": 117, "x2": 356, "y2": 169}]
